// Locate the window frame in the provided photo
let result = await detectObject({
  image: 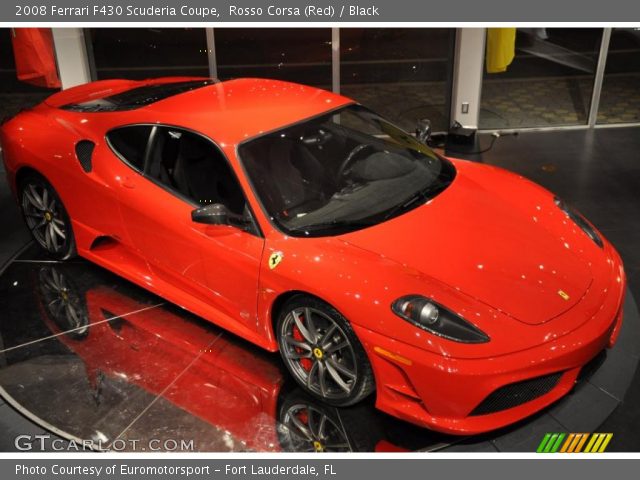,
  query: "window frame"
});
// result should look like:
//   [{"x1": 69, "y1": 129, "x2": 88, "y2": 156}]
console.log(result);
[{"x1": 105, "y1": 123, "x2": 263, "y2": 238}]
